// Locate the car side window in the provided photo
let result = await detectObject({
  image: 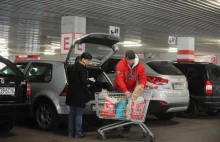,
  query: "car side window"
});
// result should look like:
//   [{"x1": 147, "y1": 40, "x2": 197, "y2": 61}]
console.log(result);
[
  {"x1": 27, "y1": 63, "x2": 53, "y2": 83},
  {"x1": 186, "y1": 68, "x2": 199, "y2": 80}
]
